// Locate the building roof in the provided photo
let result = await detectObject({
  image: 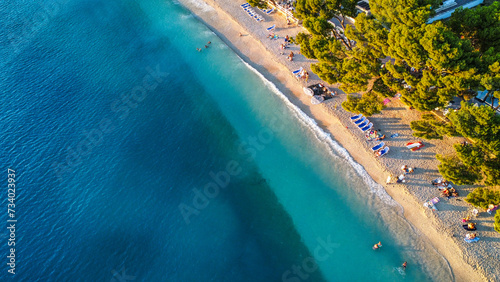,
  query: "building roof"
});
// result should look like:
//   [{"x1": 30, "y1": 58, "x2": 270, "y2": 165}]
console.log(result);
[{"x1": 428, "y1": 0, "x2": 484, "y2": 23}]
